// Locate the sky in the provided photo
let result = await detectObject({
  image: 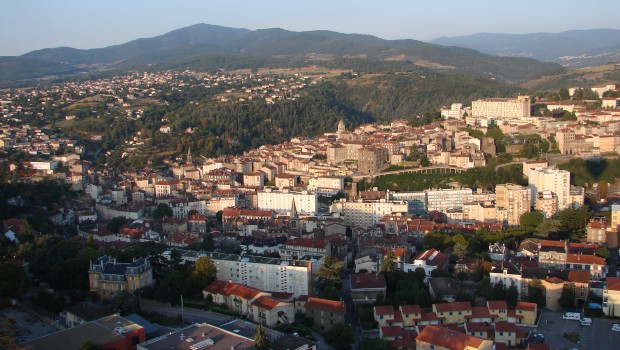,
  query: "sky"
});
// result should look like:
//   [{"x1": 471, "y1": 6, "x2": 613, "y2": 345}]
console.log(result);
[{"x1": 2, "y1": 0, "x2": 620, "y2": 56}]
